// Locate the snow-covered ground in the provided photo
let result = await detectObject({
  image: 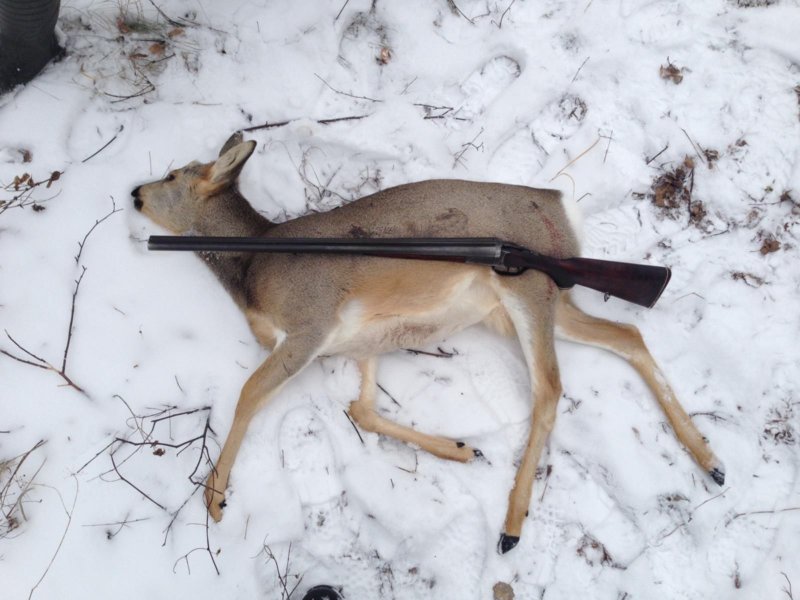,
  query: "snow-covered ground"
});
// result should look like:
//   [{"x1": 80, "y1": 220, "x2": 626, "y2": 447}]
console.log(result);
[{"x1": 2, "y1": 0, "x2": 799, "y2": 598}]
